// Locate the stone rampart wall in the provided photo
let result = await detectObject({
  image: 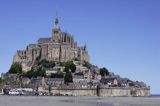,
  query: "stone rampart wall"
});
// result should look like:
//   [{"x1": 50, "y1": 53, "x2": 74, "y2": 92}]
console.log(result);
[
  {"x1": 99, "y1": 87, "x2": 131, "y2": 96},
  {"x1": 39, "y1": 87, "x2": 150, "y2": 97}
]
